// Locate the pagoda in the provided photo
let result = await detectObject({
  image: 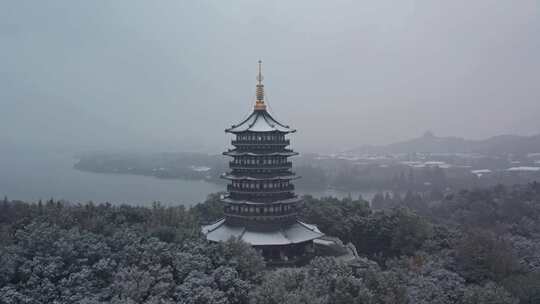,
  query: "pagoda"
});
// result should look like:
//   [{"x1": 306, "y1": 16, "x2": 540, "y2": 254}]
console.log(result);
[{"x1": 202, "y1": 61, "x2": 323, "y2": 264}]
